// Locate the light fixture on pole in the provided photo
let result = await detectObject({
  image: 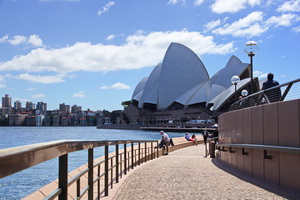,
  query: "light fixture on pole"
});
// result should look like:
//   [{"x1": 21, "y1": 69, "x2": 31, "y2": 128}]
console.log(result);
[
  {"x1": 231, "y1": 75, "x2": 240, "y2": 102},
  {"x1": 241, "y1": 89, "x2": 248, "y2": 97},
  {"x1": 244, "y1": 40, "x2": 258, "y2": 94}
]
